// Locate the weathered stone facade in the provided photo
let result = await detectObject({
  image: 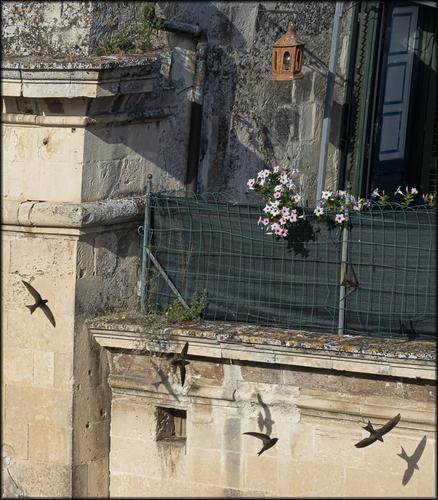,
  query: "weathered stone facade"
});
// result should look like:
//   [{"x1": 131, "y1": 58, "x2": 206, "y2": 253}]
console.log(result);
[
  {"x1": 1, "y1": 51, "x2": 195, "y2": 496},
  {"x1": 156, "y1": 1, "x2": 352, "y2": 200},
  {"x1": 2, "y1": 2, "x2": 435, "y2": 498},
  {"x1": 2, "y1": 1, "x2": 353, "y2": 202},
  {"x1": 90, "y1": 317, "x2": 436, "y2": 497}
]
